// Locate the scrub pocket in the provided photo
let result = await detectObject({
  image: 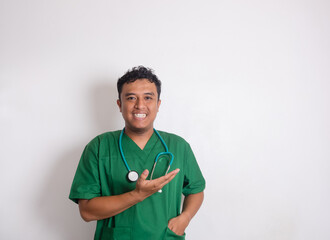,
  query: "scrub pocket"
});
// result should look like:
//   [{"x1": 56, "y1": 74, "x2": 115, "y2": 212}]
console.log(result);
[
  {"x1": 101, "y1": 227, "x2": 131, "y2": 240},
  {"x1": 164, "y1": 227, "x2": 186, "y2": 240}
]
